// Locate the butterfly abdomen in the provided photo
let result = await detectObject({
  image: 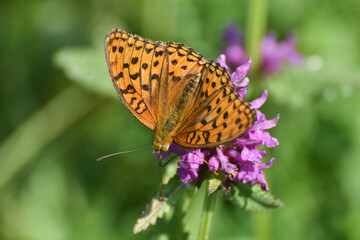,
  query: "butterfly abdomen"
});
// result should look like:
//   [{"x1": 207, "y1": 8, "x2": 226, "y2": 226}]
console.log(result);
[{"x1": 153, "y1": 73, "x2": 203, "y2": 153}]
